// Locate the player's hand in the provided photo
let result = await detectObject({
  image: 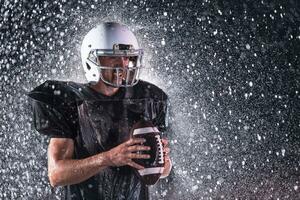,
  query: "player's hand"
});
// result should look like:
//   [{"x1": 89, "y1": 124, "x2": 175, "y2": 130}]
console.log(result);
[
  {"x1": 161, "y1": 138, "x2": 172, "y2": 177},
  {"x1": 161, "y1": 138, "x2": 171, "y2": 163},
  {"x1": 105, "y1": 138, "x2": 151, "y2": 170}
]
